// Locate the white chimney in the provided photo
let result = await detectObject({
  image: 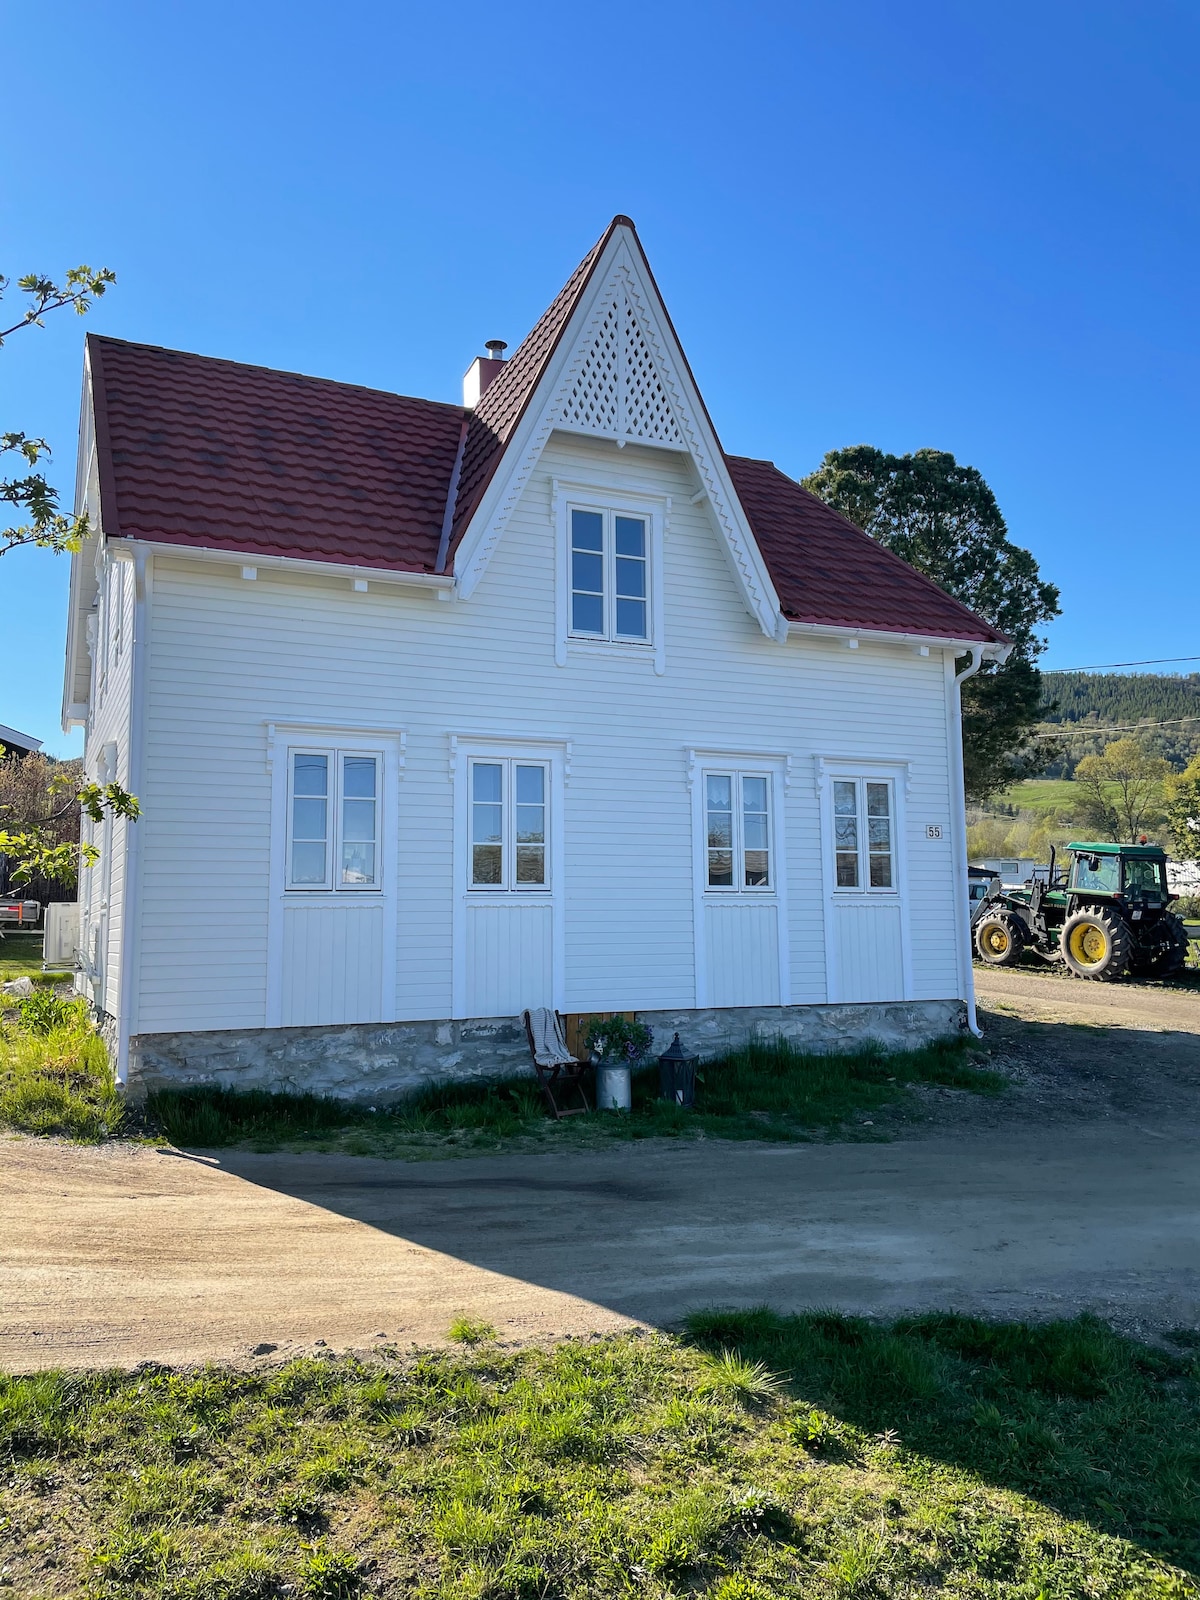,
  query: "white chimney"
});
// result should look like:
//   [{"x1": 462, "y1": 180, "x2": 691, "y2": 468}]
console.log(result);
[{"x1": 463, "y1": 340, "x2": 508, "y2": 408}]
